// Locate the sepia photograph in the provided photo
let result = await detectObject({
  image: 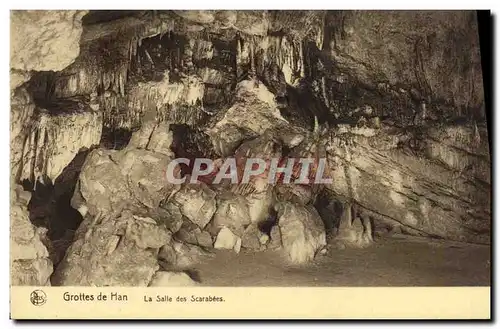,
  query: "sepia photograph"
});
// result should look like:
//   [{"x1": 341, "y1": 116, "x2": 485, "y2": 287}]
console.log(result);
[{"x1": 8, "y1": 7, "x2": 492, "y2": 320}]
